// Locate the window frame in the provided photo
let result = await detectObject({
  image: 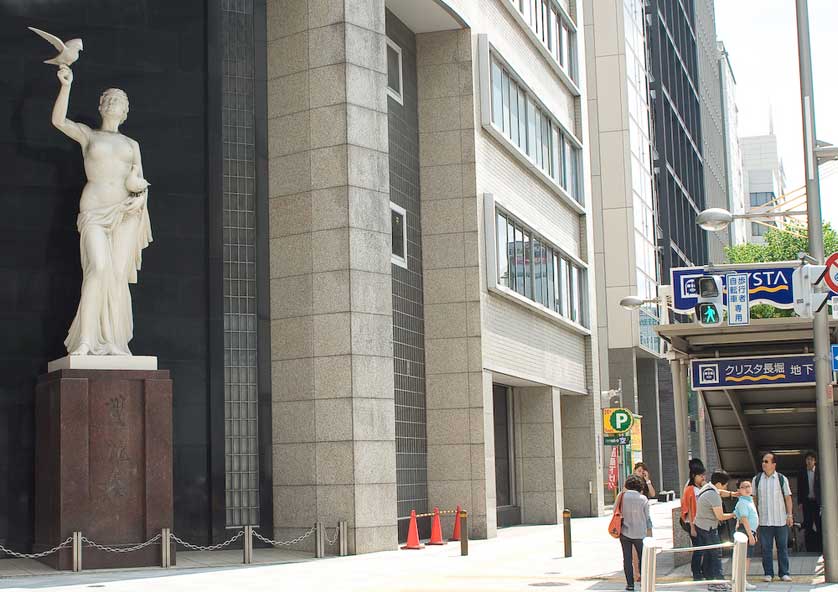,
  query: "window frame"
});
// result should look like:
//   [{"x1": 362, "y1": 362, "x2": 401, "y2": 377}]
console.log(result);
[
  {"x1": 483, "y1": 193, "x2": 590, "y2": 334},
  {"x1": 390, "y1": 202, "x2": 408, "y2": 269},
  {"x1": 479, "y1": 36, "x2": 585, "y2": 213},
  {"x1": 386, "y1": 37, "x2": 404, "y2": 106},
  {"x1": 501, "y1": 0, "x2": 580, "y2": 94}
]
